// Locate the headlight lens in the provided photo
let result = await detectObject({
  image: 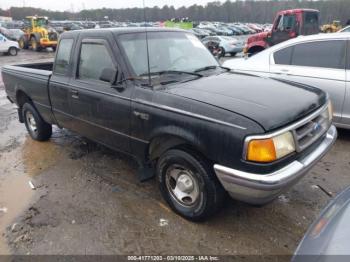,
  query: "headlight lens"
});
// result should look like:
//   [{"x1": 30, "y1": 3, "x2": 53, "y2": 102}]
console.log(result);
[{"x1": 246, "y1": 131, "x2": 295, "y2": 163}]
